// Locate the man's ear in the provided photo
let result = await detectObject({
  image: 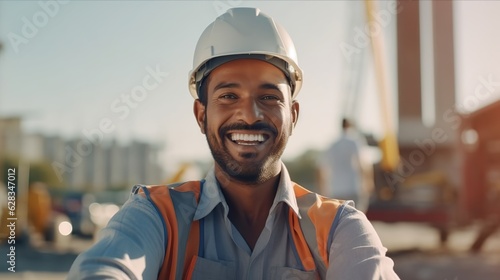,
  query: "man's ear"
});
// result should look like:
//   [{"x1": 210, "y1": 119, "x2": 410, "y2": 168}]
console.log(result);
[
  {"x1": 193, "y1": 99, "x2": 206, "y2": 134},
  {"x1": 291, "y1": 100, "x2": 300, "y2": 134}
]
